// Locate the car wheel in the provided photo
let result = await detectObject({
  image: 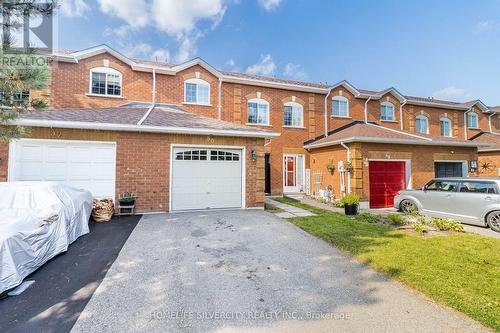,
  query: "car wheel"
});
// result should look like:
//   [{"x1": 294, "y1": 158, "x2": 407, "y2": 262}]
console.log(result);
[
  {"x1": 400, "y1": 199, "x2": 417, "y2": 213},
  {"x1": 486, "y1": 211, "x2": 500, "y2": 233}
]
